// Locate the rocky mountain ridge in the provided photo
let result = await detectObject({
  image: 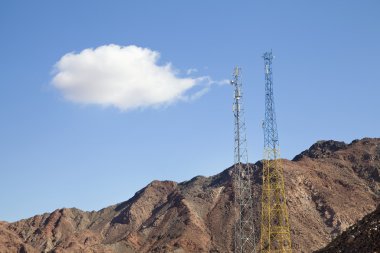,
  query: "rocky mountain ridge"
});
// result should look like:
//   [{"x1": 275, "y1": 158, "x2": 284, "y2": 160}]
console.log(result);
[{"x1": 1, "y1": 138, "x2": 379, "y2": 253}]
